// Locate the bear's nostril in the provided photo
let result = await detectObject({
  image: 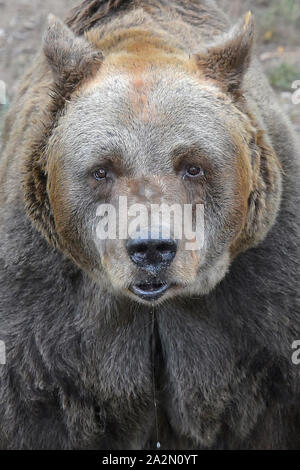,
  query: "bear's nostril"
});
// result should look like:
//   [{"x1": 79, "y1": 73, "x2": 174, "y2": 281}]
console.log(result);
[
  {"x1": 156, "y1": 241, "x2": 175, "y2": 253},
  {"x1": 134, "y1": 243, "x2": 148, "y2": 254},
  {"x1": 126, "y1": 237, "x2": 177, "y2": 271}
]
